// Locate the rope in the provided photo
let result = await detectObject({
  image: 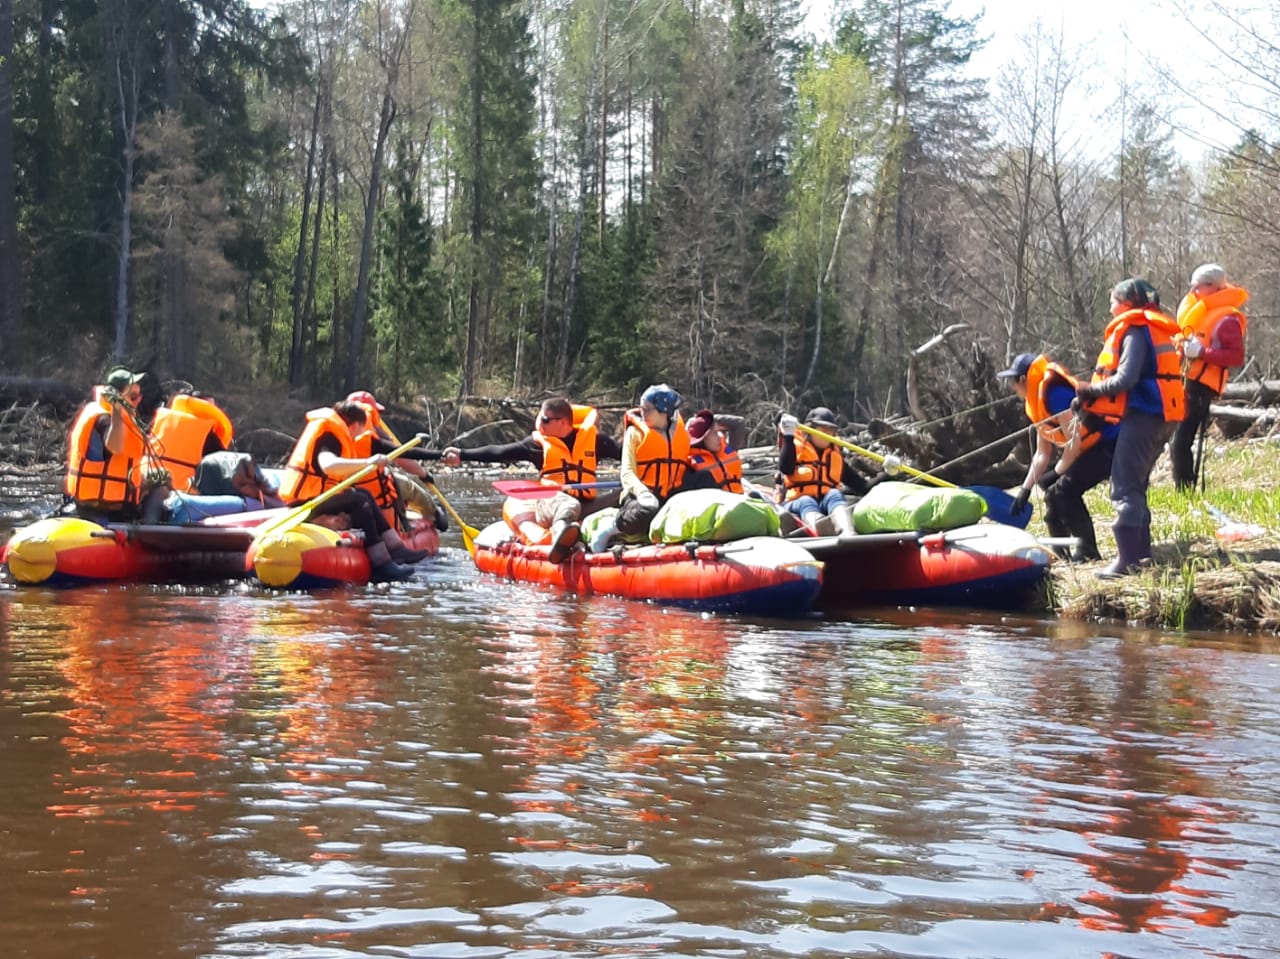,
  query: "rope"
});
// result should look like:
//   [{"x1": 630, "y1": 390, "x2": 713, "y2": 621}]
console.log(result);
[
  {"x1": 872, "y1": 393, "x2": 1019, "y2": 441},
  {"x1": 912, "y1": 414, "x2": 1057, "y2": 481}
]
